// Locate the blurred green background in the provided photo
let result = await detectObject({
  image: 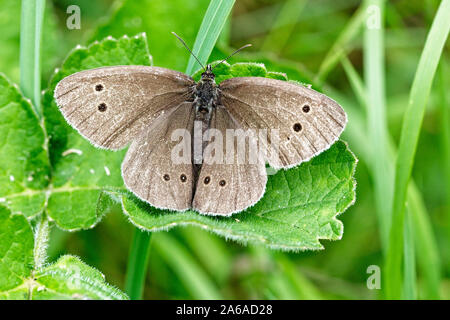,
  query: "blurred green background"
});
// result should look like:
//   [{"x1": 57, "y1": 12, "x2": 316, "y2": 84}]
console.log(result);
[{"x1": 1, "y1": 0, "x2": 448, "y2": 299}]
